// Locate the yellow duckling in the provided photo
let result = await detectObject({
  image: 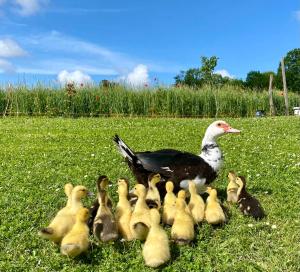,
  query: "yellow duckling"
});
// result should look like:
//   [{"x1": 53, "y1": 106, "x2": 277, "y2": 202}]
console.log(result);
[
  {"x1": 188, "y1": 181, "x2": 205, "y2": 224},
  {"x1": 171, "y1": 190, "x2": 194, "y2": 245},
  {"x1": 93, "y1": 189, "x2": 118, "y2": 242},
  {"x1": 115, "y1": 178, "x2": 133, "y2": 241},
  {"x1": 39, "y1": 185, "x2": 89, "y2": 244},
  {"x1": 130, "y1": 184, "x2": 151, "y2": 240},
  {"x1": 205, "y1": 187, "x2": 226, "y2": 225},
  {"x1": 61, "y1": 208, "x2": 90, "y2": 258},
  {"x1": 227, "y1": 171, "x2": 239, "y2": 203},
  {"x1": 145, "y1": 173, "x2": 161, "y2": 209},
  {"x1": 162, "y1": 181, "x2": 177, "y2": 225},
  {"x1": 142, "y1": 209, "x2": 170, "y2": 268}
]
